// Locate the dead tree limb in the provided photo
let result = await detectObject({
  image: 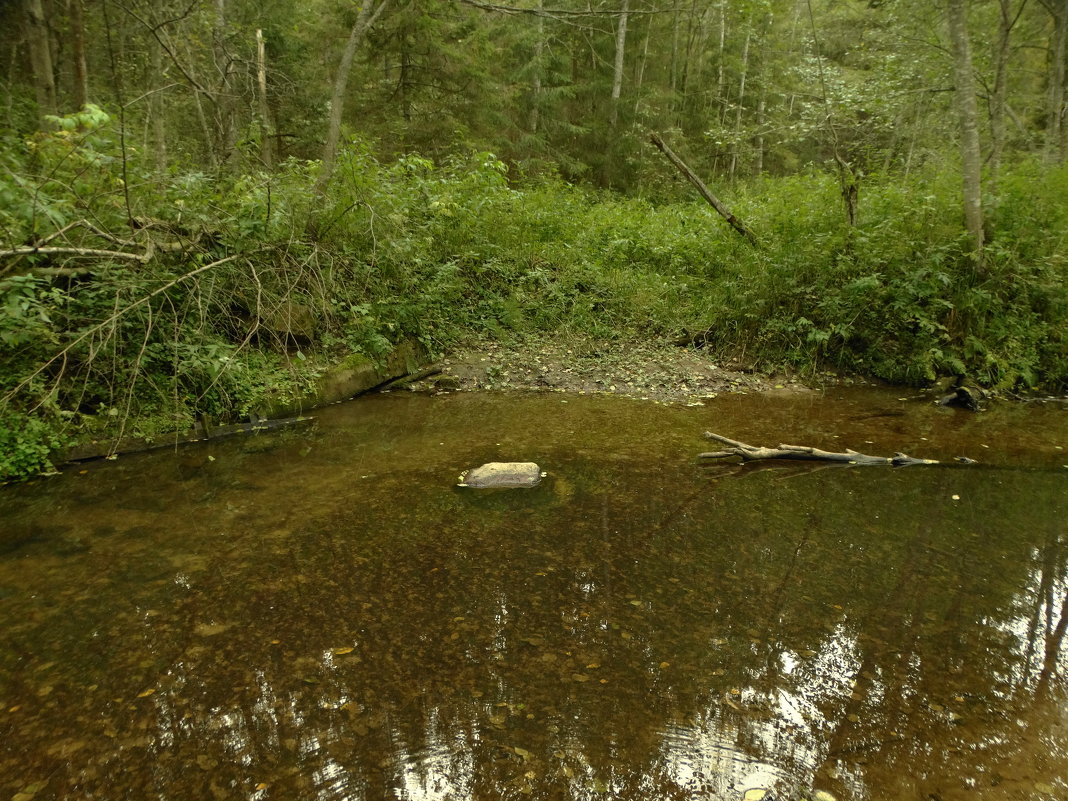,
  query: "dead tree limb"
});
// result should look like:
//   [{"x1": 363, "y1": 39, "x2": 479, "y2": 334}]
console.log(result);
[
  {"x1": 698, "y1": 432, "x2": 939, "y2": 467},
  {"x1": 650, "y1": 133, "x2": 757, "y2": 245},
  {"x1": 0, "y1": 246, "x2": 151, "y2": 262}
]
